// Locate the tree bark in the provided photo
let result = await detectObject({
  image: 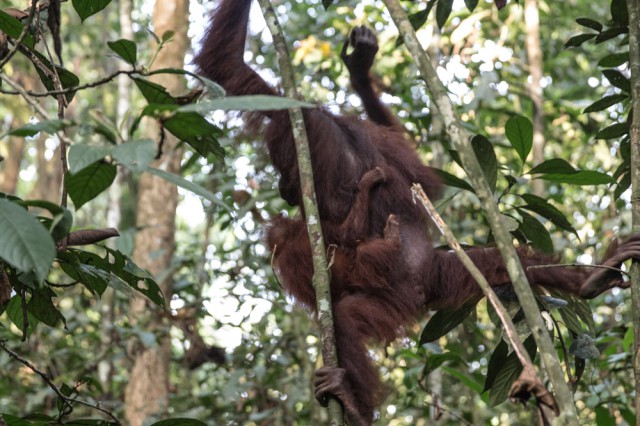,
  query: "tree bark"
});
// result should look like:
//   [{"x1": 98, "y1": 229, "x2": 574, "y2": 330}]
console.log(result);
[
  {"x1": 525, "y1": 0, "x2": 545, "y2": 196},
  {"x1": 123, "y1": 1, "x2": 189, "y2": 425}
]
